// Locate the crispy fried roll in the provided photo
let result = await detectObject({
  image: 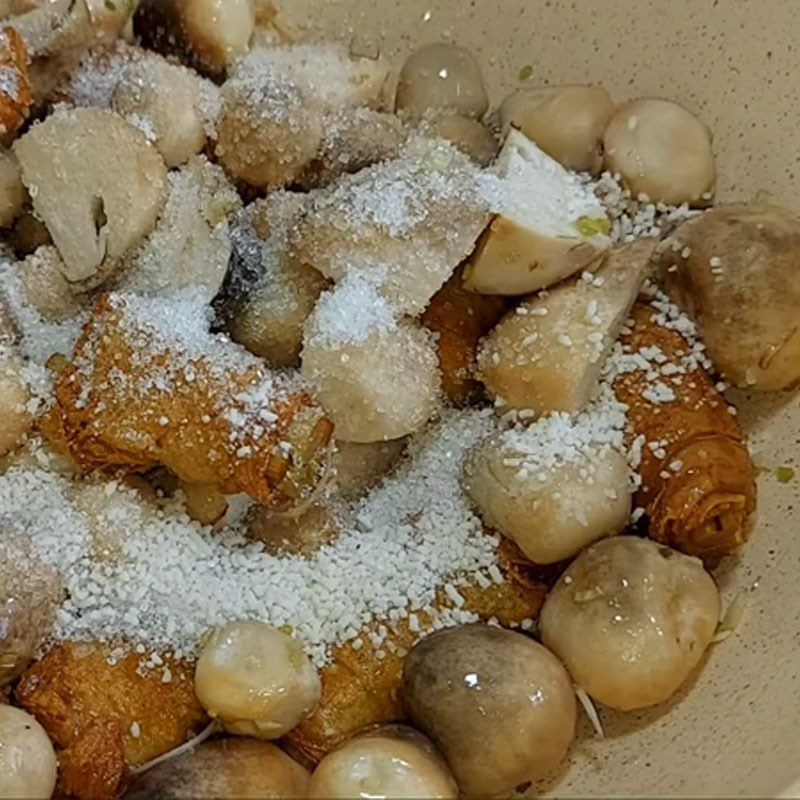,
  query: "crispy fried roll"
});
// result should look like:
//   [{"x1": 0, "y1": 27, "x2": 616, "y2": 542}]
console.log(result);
[
  {"x1": 16, "y1": 642, "x2": 207, "y2": 800},
  {"x1": 40, "y1": 293, "x2": 333, "y2": 508},
  {"x1": 421, "y1": 266, "x2": 510, "y2": 406},
  {"x1": 283, "y1": 540, "x2": 549, "y2": 766},
  {"x1": 615, "y1": 302, "x2": 756, "y2": 562}
]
